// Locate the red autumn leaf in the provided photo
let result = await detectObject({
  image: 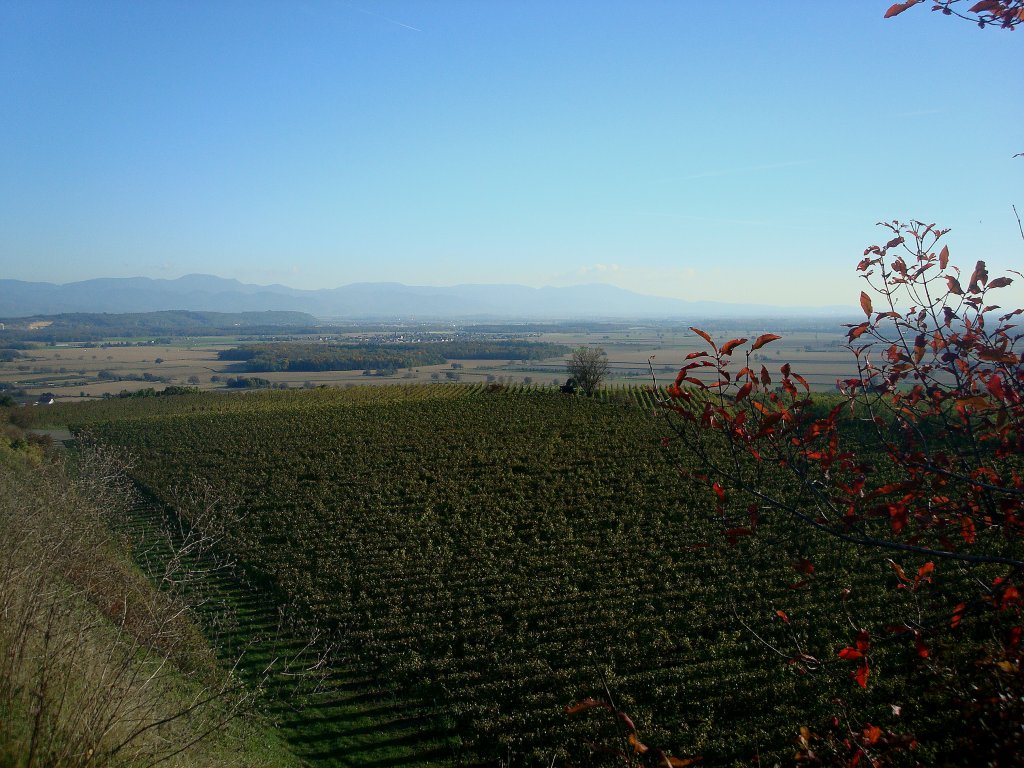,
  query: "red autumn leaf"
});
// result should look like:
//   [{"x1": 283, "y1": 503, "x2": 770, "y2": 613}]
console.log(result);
[
  {"x1": 855, "y1": 629, "x2": 871, "y2": 652},
  {"x1": 961, "y1": 516, "x2": 977, "y2": 544},
  {"x1": 988, "y1": 276, "x2": 1013, "y2": 289},
  {"x1": 848, "y1": 322, "x2": 870, "y2": 340},
  {"x1": 860, "y1": 291, "x2": 873, "y2": 317},
  {"x1": 735, "y1": 382, "x2": 753, "y2": 403},
  {"x1": 969, "y1": 0, "x2": 1001, "y2": 11},
  {"x1": 720, "y1": 338, "x2": 748, "y2": 356},
  {"x1": 628, "y1": 732, "x2": 649, "y2": 754},
  {"x1": 852, "y1": 662, "x2": 870, "y2": 688},
  {"x1": 914, "y1": 562, "x2": 935, "y2": 589},
  {"x1": 946, "y1": 276, "x2": 964, "y2": 295},
  {"x1": 1001, "y1": 585, "x2": 1021, "y2": 610},
  {"x1": 1009, "y1": 626, "x2": 1022, "y2": 649},
  {"x1": 913, "y1": 334, "x2": 926, "y2": 364},
  {"x1": 977, "y1": 347, "x2": 1018, "y2": 364},
  {"x1": 776, "y1": 609, "x2": 790, "y2": 624},
  {"x1": 711, "y1": 482, "x2": 725, "y2": 502},
  {"x1": 863, "y1": 724, "x2": 883, "y2": 745},
  {"x1": 781, "y1": 363, "x2": 791, "y2": 377},
  {"x1": 617, "y1": 711, "x2": 637, "y2": 732},
  {"x1": 839, "y1": 647, "x2": 864, "y2": 660},
  {"x1": 951, "y1": 603, "x2": 967, "y2": 629},
  {"x1": 889, "y1": 504, "x2": 908, "y2": 533},
  {"x1": 793, "y1": 558, "x2": 815, "y2": 575},
  {"x1": 986, "y1": 375, "x2": 1006, "y2": 403},
  {"x1": 690, "y1": 327, "x2": 716, "y2": 350},
  {"x1": 888, "y1": 560, "x2": 909, "y2": 582},
  {"x1": 939, "y1": 244, "x2": 949, "y2": 270},
  {"x1": 750, "y1": 333, "x2": 782, "y2": 351},
  {"x1": 884, "y1": 1, "x2": 920, "y2": 18},
  {"x1": 663, "y1": 757, "x2": 702, "y2": 768},
  {"x1": 759, "y1": 365, "x2": 771, "y2": 385},
  {"x1": 914, "y1": 632, "x2": 930, "y2": 658},
  {"x1": 565, "y1": 698, "x2": 609, "y2": 716}
]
